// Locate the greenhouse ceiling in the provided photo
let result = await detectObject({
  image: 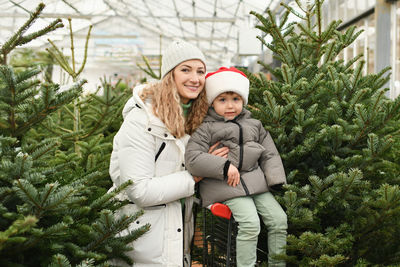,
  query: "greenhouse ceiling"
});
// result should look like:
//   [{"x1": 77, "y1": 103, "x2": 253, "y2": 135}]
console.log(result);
[{"x1": 0, "y1": 0, "x2": 283, "y2": 73}]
